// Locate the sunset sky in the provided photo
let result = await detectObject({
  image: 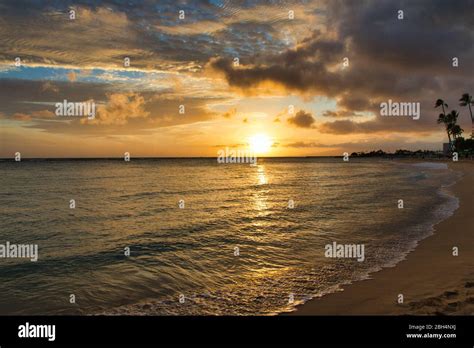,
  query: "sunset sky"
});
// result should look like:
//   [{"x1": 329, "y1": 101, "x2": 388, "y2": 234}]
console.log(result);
[{"x1": 0, "y1": 0, "x2": 473, "y2": 157}]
